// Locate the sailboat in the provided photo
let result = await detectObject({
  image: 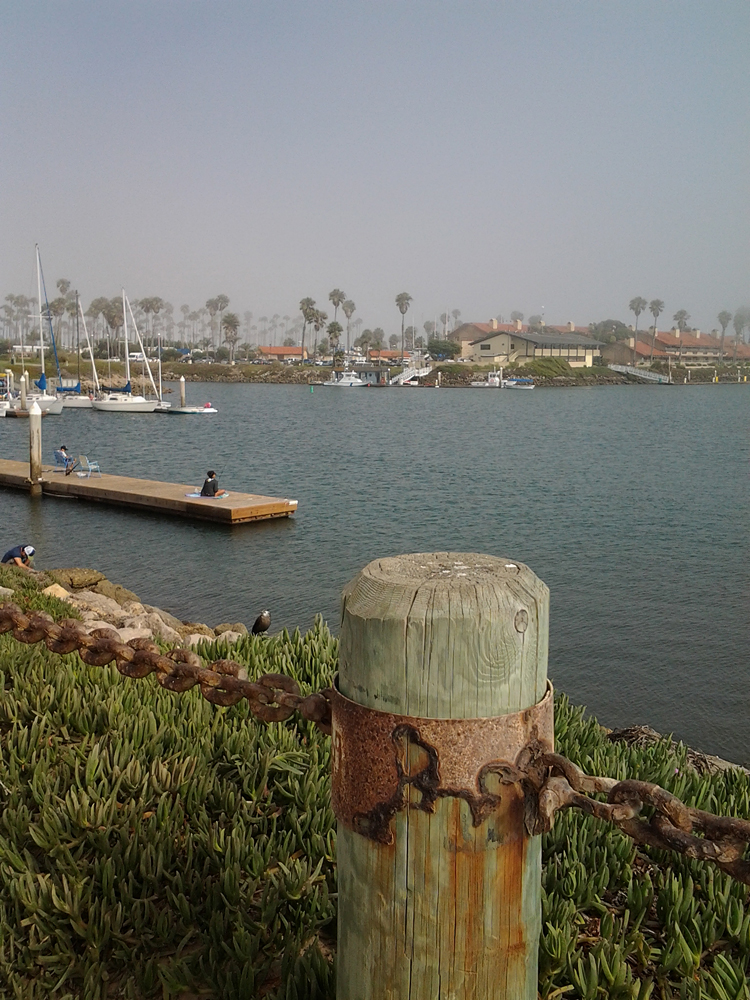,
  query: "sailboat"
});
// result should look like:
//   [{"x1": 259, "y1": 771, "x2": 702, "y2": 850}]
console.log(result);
[
  {"x1": 92, "y1": 291, "x2": 160, "y2": 412},
  {"x1": 10, "y1": 246, "x2": 64, "y2": 414},
  {"x1": 60, "y1": 293, "x2": 96, "y2": 407}
]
